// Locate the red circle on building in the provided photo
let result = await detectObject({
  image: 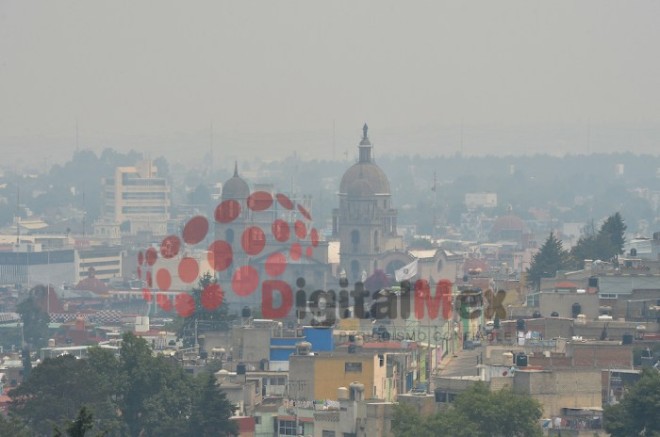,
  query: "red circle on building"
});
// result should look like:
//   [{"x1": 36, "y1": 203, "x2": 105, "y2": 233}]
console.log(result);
[
  {"x1": 175, "y1": 293, "x2": 195, "y2": 317},
  {"x1": 297, "y1": 204, "x2": 312, "y2": 220},
  {"x1": 241, "y1": 226, "x2": 266, "y2": 256},
  {"x1": 215, "y1": 199, "x2": 241, "y2": 223},
  {"x1": 208, "y1": 240, "x2": 233, "y2": 272},
  {"x1": 160, "y1": 235, "x2": 181, "y2": 259},
  {"x1": 232, "y1": 266, "x2": 259, "y2": 296},
  {"x1": 201, "y1": 283, "x2": 224, "y2": 311},
  {"x1": 272, "y1": 219, "x2": 290, "y2": 242},
  {"x1": 247, "y1": 191, "x2": 273, "y2": 211},
  {"x1": 276, "y1": 193, "x2": 294, "y2": 210},
  {"x1": 145, "y1": 247, "x2": 158, "y2": 266},
  {"x1": 183, "y1": 216, "x2": 209, "y2": 245},
  {"x1": 290, "y1": 243, "x2": 302, "y2": 261},
  {"x1": 157, "y1": 294, "x2": 173, "y2": 312},
  {"x1": 310, "y1": 228, "x2": 319, "y2": 247},
  {"x1": 178, "y1": 257, "x2": 199, "y2": 283},
  {"x1": 265, "y1": 252, "x2": 287, "y2": 276},
  {"x1": 294, "y1": 220, "x2": 307, "y2": 239},
  {"x1": 156, "y1": 268, "x2": 172, "y2": 291}
]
